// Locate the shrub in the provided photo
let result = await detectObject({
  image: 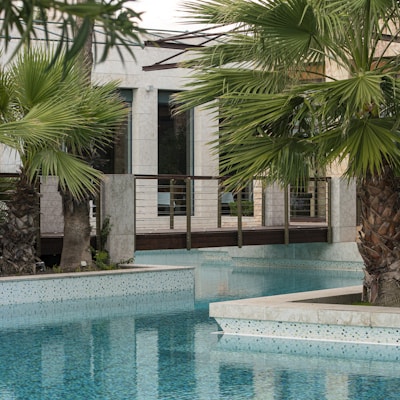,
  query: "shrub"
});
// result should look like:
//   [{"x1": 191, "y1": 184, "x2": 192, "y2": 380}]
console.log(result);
[{"x1": 229, "y1": 200, "x2": 253, "y2": 216}]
